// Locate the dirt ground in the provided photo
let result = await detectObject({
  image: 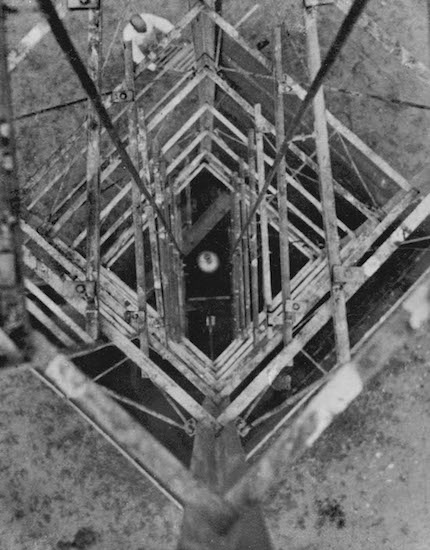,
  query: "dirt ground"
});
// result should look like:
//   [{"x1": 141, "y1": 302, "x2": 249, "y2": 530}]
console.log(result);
[
  {"x1": 1, "y1": 286, "x2": 429, "y2": 549},
  {"x1": 263, "y1": 321, "x2": 430, "y2": 550},
  {"x1": 2, "y1": 0, "x2": 430, "y2": 548}
]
